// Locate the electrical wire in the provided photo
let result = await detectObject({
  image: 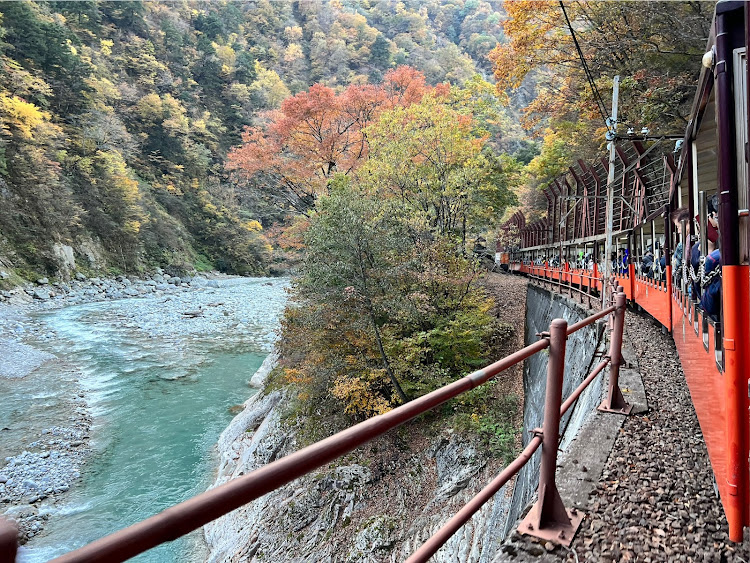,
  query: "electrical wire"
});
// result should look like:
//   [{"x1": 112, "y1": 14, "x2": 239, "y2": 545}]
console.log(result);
[{"x1": 559, "y1": 1, "x2": 610, "y2": 128}]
